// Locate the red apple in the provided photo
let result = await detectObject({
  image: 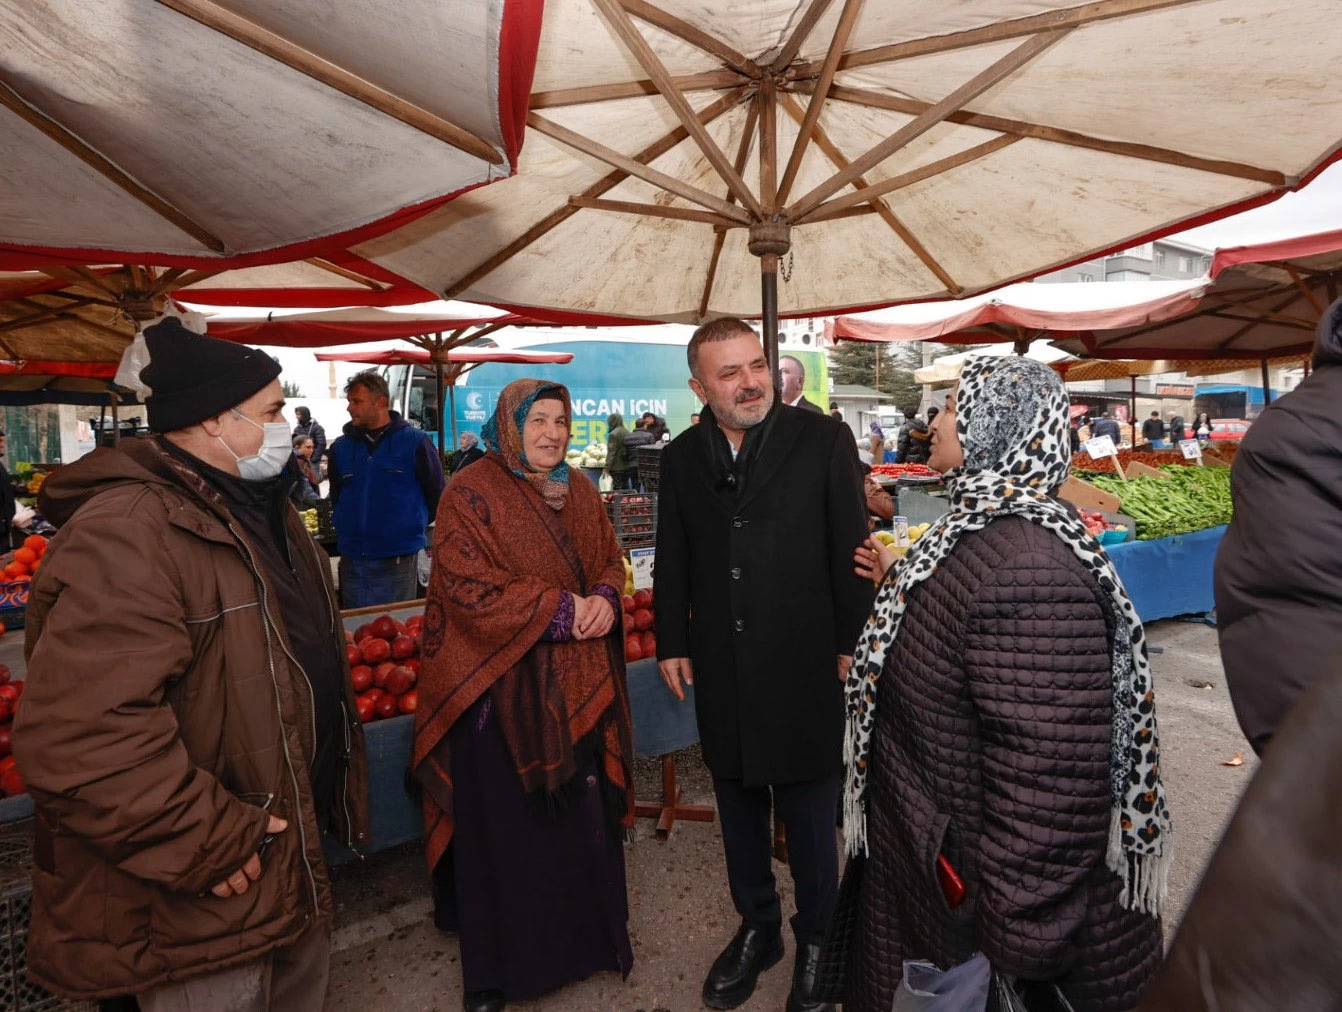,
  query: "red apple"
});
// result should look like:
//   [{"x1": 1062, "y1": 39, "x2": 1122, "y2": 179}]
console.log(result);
[
  {"x1": 622, "y1": 595, "x2": 636, "y2": 615},
  {"x1": 376, "y1": 694, "x2": 399, "y2": 720},
  {"x1": 344, "y1": 630, "x2": 355, "y2": 644},
  {"x1": 625, "y1": 635, "x2": 644, "y2": 663},
  {"x1": 398, "y1": 689, "x2": 419, "y2": 715},
  {"x1": 355, "y1": 695, "x2": 377, "y2": 723},
  {"x1": 9, "y1": 680, "x2": 21, "y2": 695},
  {"x1": 390, "y1": 635, "x2": 416, "y2": 661},
  {"x1": 370, "y1": 615, "x2": 398, "y2": 641},
  {"x1": 633, "y1": 589, "x2": 653, "y2": 610},
  {"x1": 373, "y1": 662, "x2": 397, "y2": 689},
  {"x1": 350, "y1": 665, "x2": 373, "y2": 693},
  {"x1": 354, "y1": 623, "x2": 374, "y2": 642},
  {"x1": 0, "y1": 727, "x2": 11, "y2": 758},
  {"x1": 0, "y1": 664, "x2": 13, "y2": 685},
  {"x1": 0, "y1": 685, "x2": 18, "y2": 706},
  {"x1": 344, "y1": 643, "x2": 362, "y2": 668},
  {"x1": 361, "y1": 637, "x2": 391, "y2": 665},
  {"x1": 385, "y1": 665, "x2": 417, "y2": 697},
  {"x1": 403, "y1": 658, "x2": 421, "y2": 676},
  {"x1": 633, "y1": 608, "x2": 654, "y2": 632},
  {"x1": 406, "y1": 614, "x2": 424, "y2": 632},
  {"x1": 640, "y1": 631, "x2": 657, "y2": 659},
  {"x1": 0, "y1": 768, "x2": 23, "y2": 797}
]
